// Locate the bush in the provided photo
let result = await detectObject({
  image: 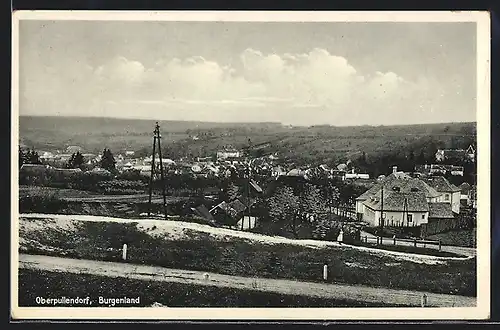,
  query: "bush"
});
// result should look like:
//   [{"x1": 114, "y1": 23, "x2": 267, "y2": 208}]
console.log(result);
[{"x1": 19, "y1": 193, "x2": 68, "y2": 213}]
